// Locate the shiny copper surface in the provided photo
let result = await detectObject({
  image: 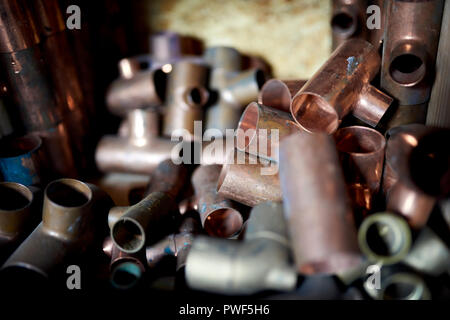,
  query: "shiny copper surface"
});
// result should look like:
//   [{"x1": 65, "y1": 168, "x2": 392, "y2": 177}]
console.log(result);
[{"x1": 258, "y1": 79, "x2": 307, "y2": 113}]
